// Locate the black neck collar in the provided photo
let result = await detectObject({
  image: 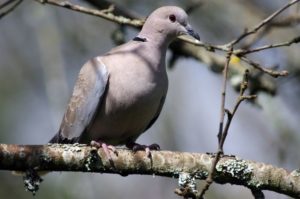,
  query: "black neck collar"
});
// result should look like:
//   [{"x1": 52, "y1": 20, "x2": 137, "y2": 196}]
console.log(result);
[{"x1": 133, "y1": 36, "x2": 147, "y2": 42}]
